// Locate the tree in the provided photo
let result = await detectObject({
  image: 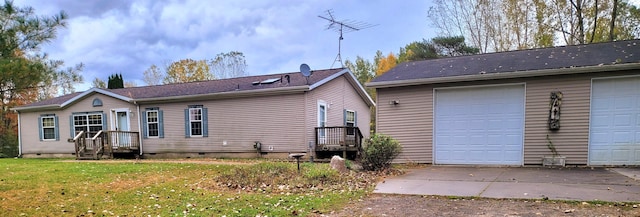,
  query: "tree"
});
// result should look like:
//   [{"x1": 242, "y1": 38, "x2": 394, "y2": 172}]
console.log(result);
[
  {"x1": 92, "y1": 77, "x2": 106, "y2": 88},
  {"x1": 375, "y1": 53, "x2": 397, "y2": 76},
  {"x1": 398, "y1": 40, "x2": 438, "y2": 62},
  {"x1": 429, "y1": 0, "x2": 640, "y2": 51},
  {"x1": 124, "y1": 81, "x2": 137, "y2": 88},
  {"x1": 432, "y1": 36, "x2": 480, "y2": 57},
  {"x1": 0, "y1": 1, "x2": 82, "y2": 157},
  {"x1": 143, "y1": 64, "x2": 163, "y2": 86},
  {"x1": 345, "y1": 56, "x2": 377, "y2": 133},
  {"x1": 107, "y1": 73, "x2": 124, "y2": 89},
  {"x1": 210, "y1": 51, "x2": 247, "y2": 79},
  {"x1": 163, "y1": 59, "x2": 212, "y2": 84}
]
